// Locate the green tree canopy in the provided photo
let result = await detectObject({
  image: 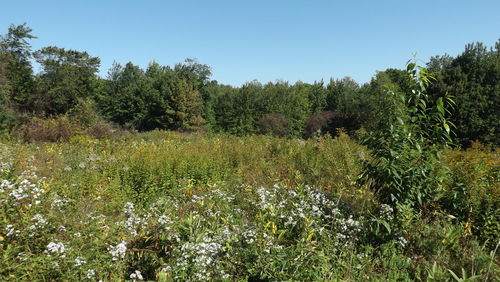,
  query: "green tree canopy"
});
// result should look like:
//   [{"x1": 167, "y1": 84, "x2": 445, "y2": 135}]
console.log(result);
[{"x1": 35, "y1": 46, "x2": 100, "y2": 115}]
